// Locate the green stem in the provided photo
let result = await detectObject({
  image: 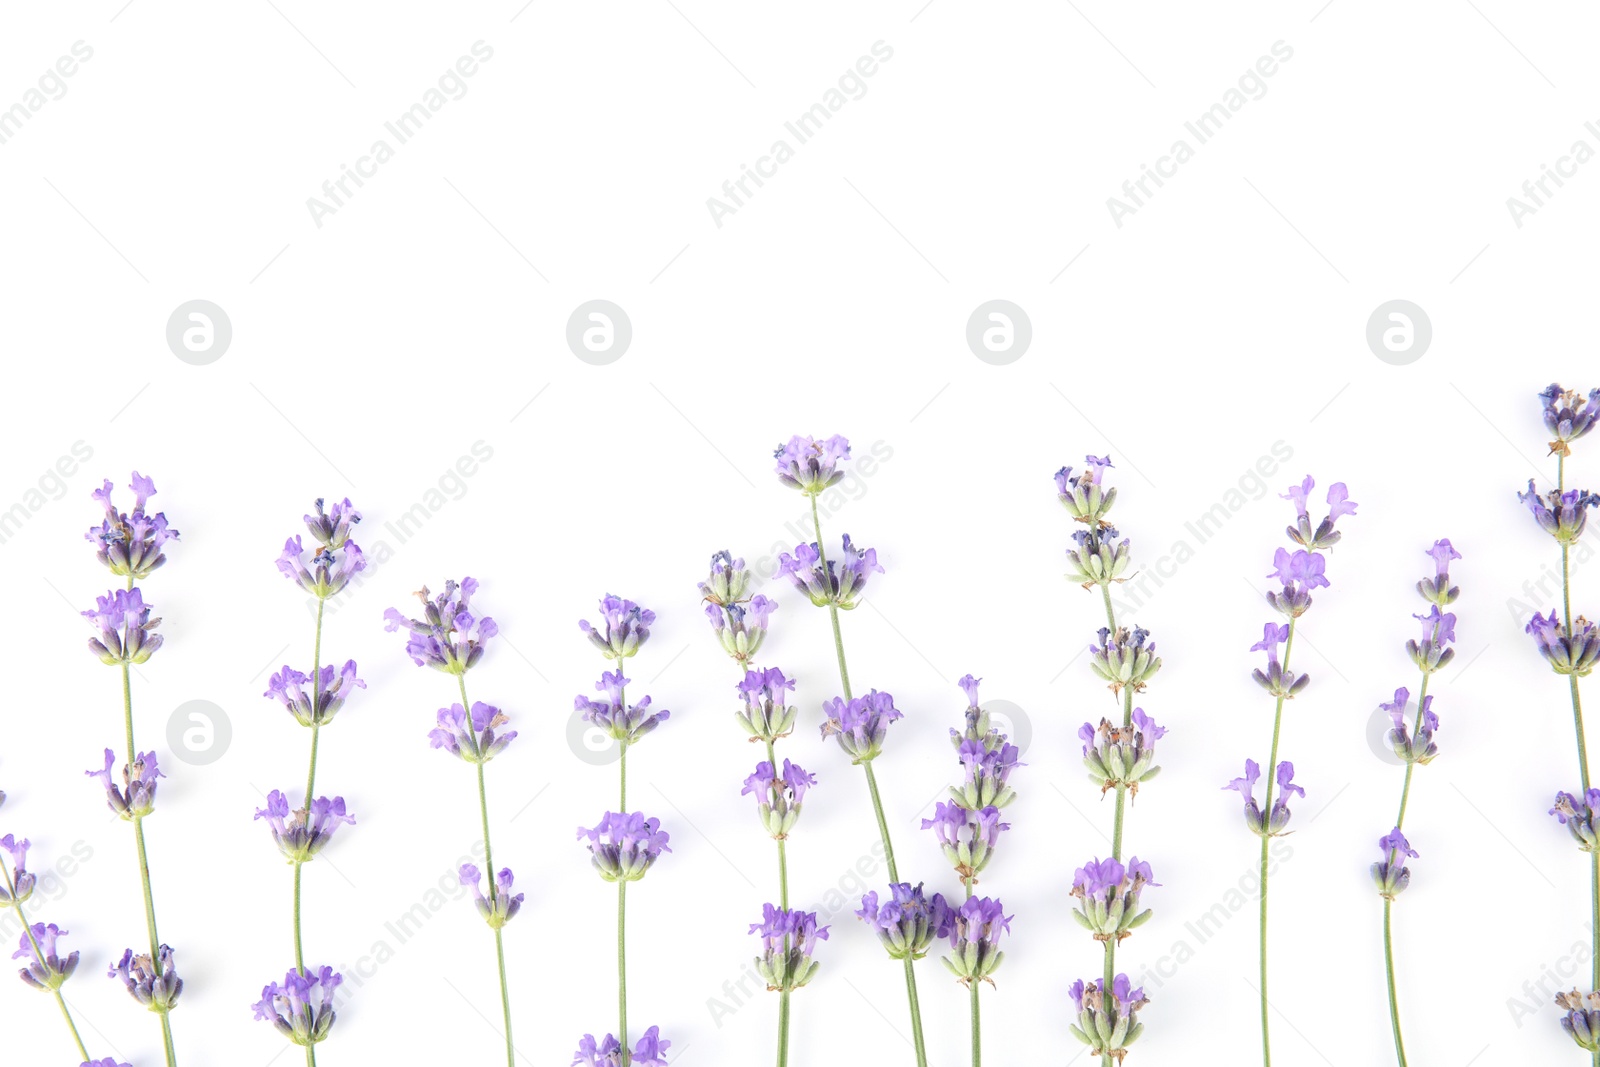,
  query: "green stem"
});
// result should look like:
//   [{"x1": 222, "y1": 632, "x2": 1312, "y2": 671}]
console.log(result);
[
  {"x1": 969, "y1": 976, "x2": 981, "y2": 1067},
  {"x1": 1591, "y1": 850, "x2": 1599, "y2": 1000},
  {"x1": 1393, "y1": 674, "x2": 1431, "y2": 829},
  {"x1": 762, "y1": 710, "x2": 792, "y2": 1067},
  {"x1": 293, "y1": 862, "x2": 305, "y2": 972},
  {"x1": 4, "y1": 863, "x2": 91, "y2": 1062},
  {"x1": 619, "y1": 880, "x2": 629, "y2": 1063},
  {"x1": 1255, "y1": 617, "x2": 1296, "y2": 1067},
  {"x1": 810, "y1": 493, "x2": 925, "y2": 1067},
  {"x1": 1382, "y1": 900, "x2": 1406, "y2": 1067},
  {"x1": 456, "y1": 674, "x2": 514, "y2": 1067},
  {"x1": 777, "y1": 989, "x2": 791, "y2": 1067},
  {"x1": 1096, "y1": 580, "x2": 1135, "y2": 1067}
]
